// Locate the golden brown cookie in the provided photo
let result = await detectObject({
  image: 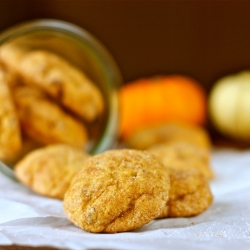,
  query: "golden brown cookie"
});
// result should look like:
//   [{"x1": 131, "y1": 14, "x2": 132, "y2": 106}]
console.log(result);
[
  {"x1": 124, "y1": 122, "x2": 211, "y2": 151},
  {"x1": 158, "y1": 168, "x2": 213, "y2": 218},
  {"x1": 21, "y1": 50, "x2": 104, "y2": 121},
  {"x1": 0, "y1": 45, "x2": 104, "y2": 121},
  {"x1": 14, "y1": 144, "x2": 89, "y2": 199},
  {"x1": 0, "y1": 44, "x2": 25, "y2": 73},
  {"x1": 63, "y1": 149, "x2": 170, "y2": 233},
  {"x1": 13, "y1": 85, "x2": 88, "y2": 149},
  {"x1": 0, "y1": 68, "x2": 22, "y2": 164},
  {"x1": 148, "y1": 141, "x2": 214, "y2": 179}
]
